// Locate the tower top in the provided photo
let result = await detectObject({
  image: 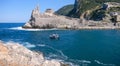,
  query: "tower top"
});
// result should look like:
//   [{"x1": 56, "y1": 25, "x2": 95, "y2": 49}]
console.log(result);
[{"x1": 36, "y1": 4, "x2": 40, "y2": 11}]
